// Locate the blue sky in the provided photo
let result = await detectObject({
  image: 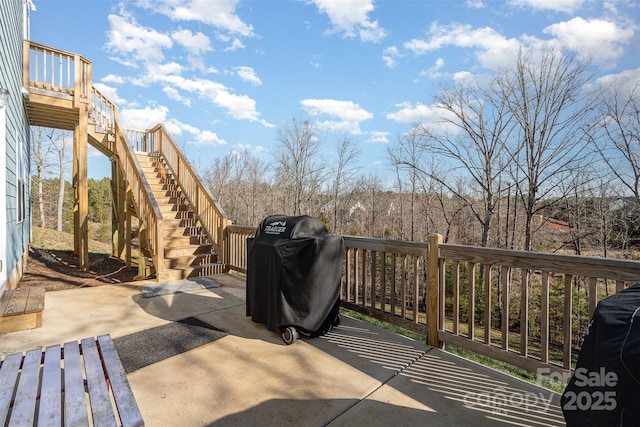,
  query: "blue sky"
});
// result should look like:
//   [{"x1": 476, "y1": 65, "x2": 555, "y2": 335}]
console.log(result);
[{"x1": 30, "y1": 0, "x2": 639, "y2": 181}]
